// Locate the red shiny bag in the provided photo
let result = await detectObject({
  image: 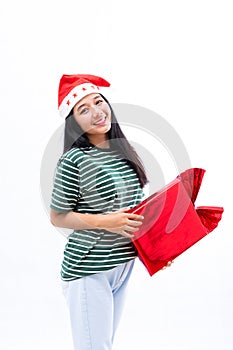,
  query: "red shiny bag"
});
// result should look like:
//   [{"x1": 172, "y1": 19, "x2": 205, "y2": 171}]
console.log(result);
[{"x1": 127, "y1": 168, "x2": 223, "y2": 276}]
